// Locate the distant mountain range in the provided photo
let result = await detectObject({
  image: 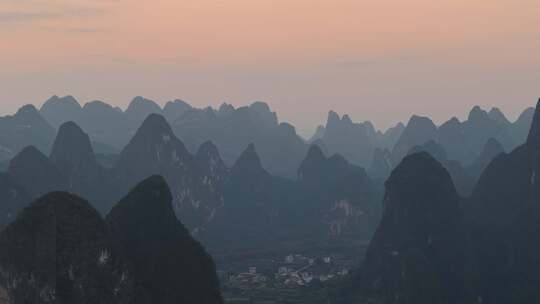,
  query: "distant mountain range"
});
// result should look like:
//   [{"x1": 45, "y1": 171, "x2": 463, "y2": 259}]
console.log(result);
[
  {"x1": 0, "y1": 94, "x2": 539, "y2": 303},
  {"x1": 0, "y1": 95, "x2": 531, "y2": 181},
  {"x1": 338, "y1": 98, "x2": 540, "y2": 304}
]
